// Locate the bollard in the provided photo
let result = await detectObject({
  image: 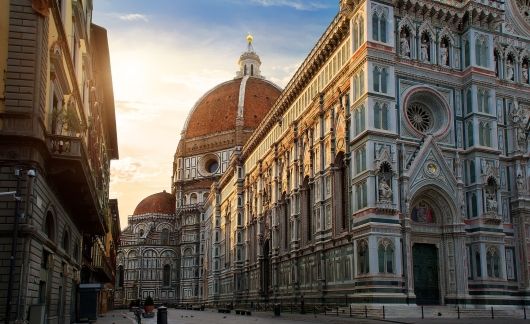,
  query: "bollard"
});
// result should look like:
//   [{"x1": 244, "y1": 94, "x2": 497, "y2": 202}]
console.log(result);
[
  {"x1": 349, "y1": 305, "x2": 352, "y2": 317},
  {"x1": 524, "y1": 307, "x2": 527, "y2": 320},
  {"x1": 157, "y1": 306, "x2": 167, "y2": 324},
  {"x1": 383, "y1": 305, "x2": 385, "y2": 319},
  {"x1": 457, "y1": 306, "x2": 460, "y2": 319},
  {"x1": 421, "y1": 306, "x2": 424, "y2": 319},
  {"x1": 491, "y1": 306, "x2": 494, "y2": 319}
]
